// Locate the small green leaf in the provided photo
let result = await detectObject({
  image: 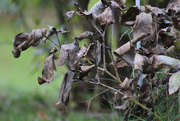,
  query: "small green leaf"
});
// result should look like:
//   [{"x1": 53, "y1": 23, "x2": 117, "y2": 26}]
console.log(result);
[{"x1": 169, "y1": 71, "x2": 180, "y2": 95}]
